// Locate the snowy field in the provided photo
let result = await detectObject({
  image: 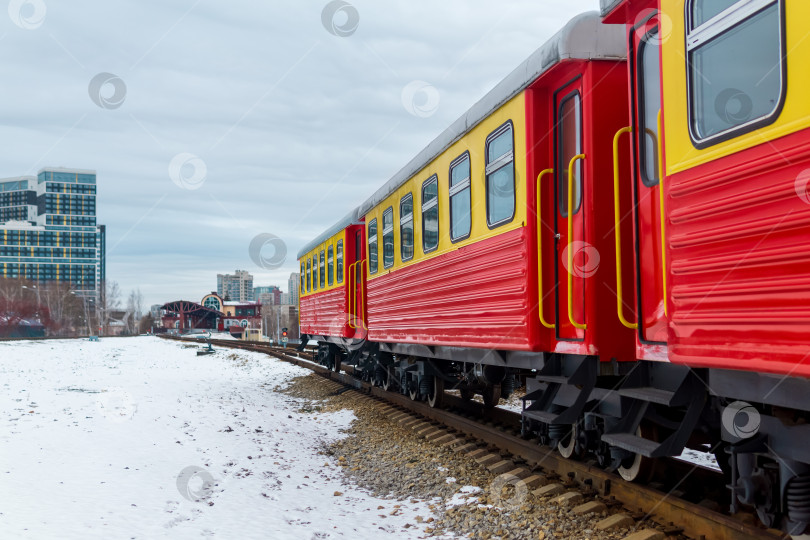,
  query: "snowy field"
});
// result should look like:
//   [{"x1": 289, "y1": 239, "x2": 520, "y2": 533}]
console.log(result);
[{"x1": 0, "y1": 337, "x2": 434, "y2": 539}]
